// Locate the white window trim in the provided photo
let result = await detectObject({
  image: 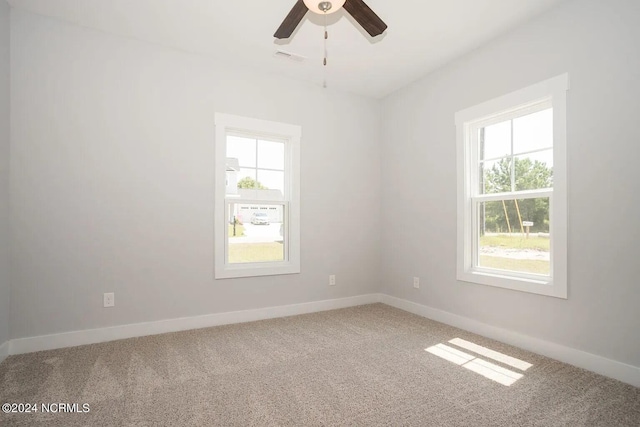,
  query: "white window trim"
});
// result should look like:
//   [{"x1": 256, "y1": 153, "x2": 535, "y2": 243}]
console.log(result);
[
  {"x1": 214, "y1": 113, "x2": 301, "y2": 279},
  {"x1": 455, "y1": 74, "x2": 569, "y2": 298}
]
